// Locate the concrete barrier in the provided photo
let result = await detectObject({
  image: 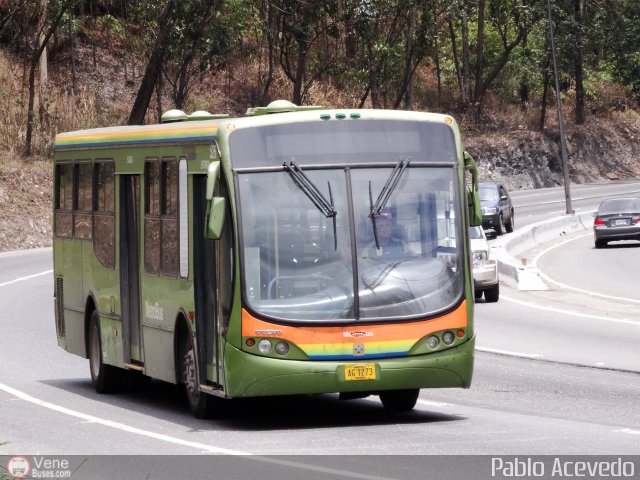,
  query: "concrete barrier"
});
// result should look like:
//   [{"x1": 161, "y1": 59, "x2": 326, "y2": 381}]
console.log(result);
[{"x1": 493, "y1": 211, "x2": 595, "y2": 290}]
